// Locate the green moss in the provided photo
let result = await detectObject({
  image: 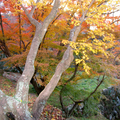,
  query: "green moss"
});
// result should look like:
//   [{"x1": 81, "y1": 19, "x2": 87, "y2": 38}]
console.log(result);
[{"x1": 47, "y1": 75, "x2": 113, "y2": 118}]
